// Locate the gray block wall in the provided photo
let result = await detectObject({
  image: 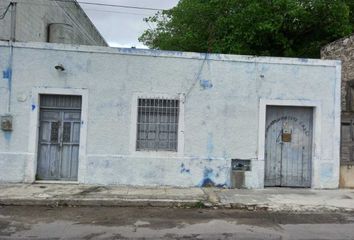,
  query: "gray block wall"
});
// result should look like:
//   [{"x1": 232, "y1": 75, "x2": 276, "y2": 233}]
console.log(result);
[
  {"x1": 321, "y1": 35, "x2": 354, "y2": 110},
  {"x1": 0, "y1": 0, "x2": 107, "y2": 46}
]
